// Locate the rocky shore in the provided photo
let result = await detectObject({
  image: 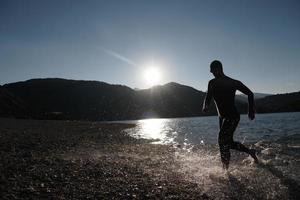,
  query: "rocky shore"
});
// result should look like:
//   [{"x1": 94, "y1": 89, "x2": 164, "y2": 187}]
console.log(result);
[{"x1": 0, "y1": 118, "x2": 206, "y2": 199}]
